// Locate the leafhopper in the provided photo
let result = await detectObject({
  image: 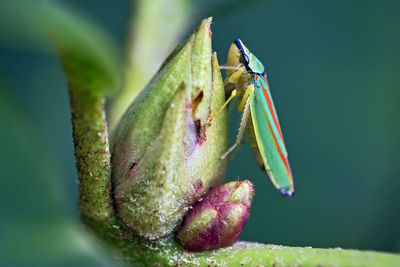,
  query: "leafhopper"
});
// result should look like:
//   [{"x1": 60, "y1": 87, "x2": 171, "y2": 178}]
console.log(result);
[{"x1": 215, "y1": 39, "x2": 295, "y2": 197}]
